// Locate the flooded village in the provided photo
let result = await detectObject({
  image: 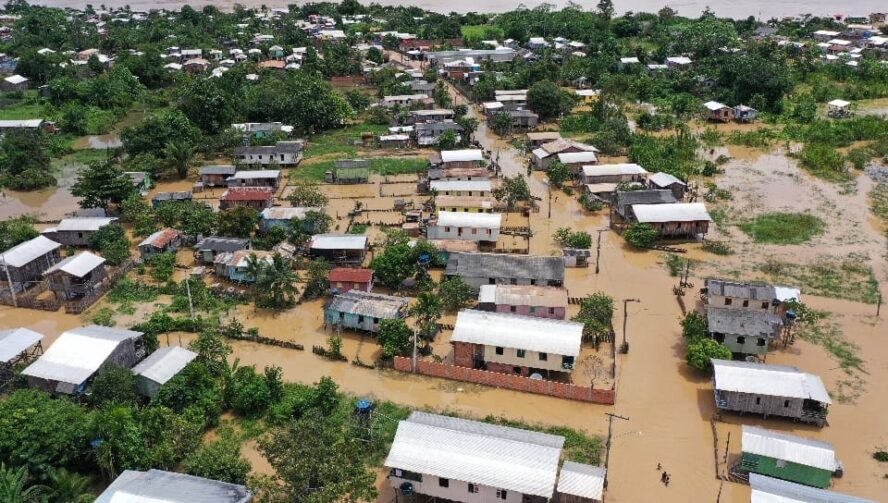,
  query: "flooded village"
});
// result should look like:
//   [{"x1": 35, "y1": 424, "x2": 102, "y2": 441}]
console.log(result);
[{"x1": 0, "y1": 2, "x2": 887, "y2": 502}]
